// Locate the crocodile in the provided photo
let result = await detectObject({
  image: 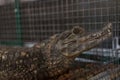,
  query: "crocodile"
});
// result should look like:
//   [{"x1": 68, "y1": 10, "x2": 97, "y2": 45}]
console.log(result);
[{"x1": 0, "y1": 23, "x2": 112, "y2": 80}]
